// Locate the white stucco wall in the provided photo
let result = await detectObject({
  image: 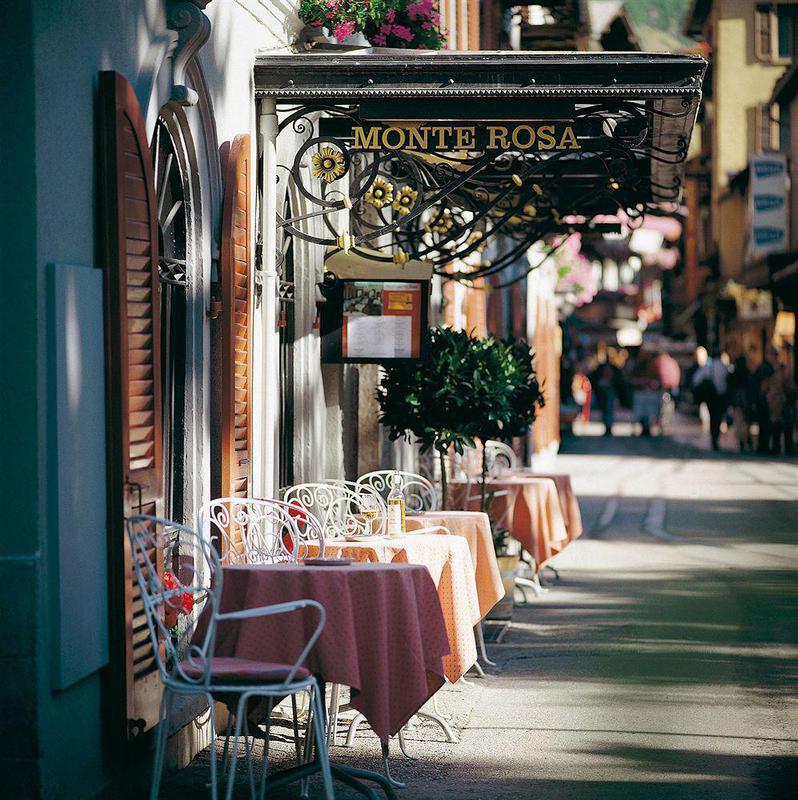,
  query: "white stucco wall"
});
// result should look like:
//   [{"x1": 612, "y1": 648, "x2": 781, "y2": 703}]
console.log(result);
[{"x1": 26, "y1": 0, "x2": 320, "y2": 795}]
